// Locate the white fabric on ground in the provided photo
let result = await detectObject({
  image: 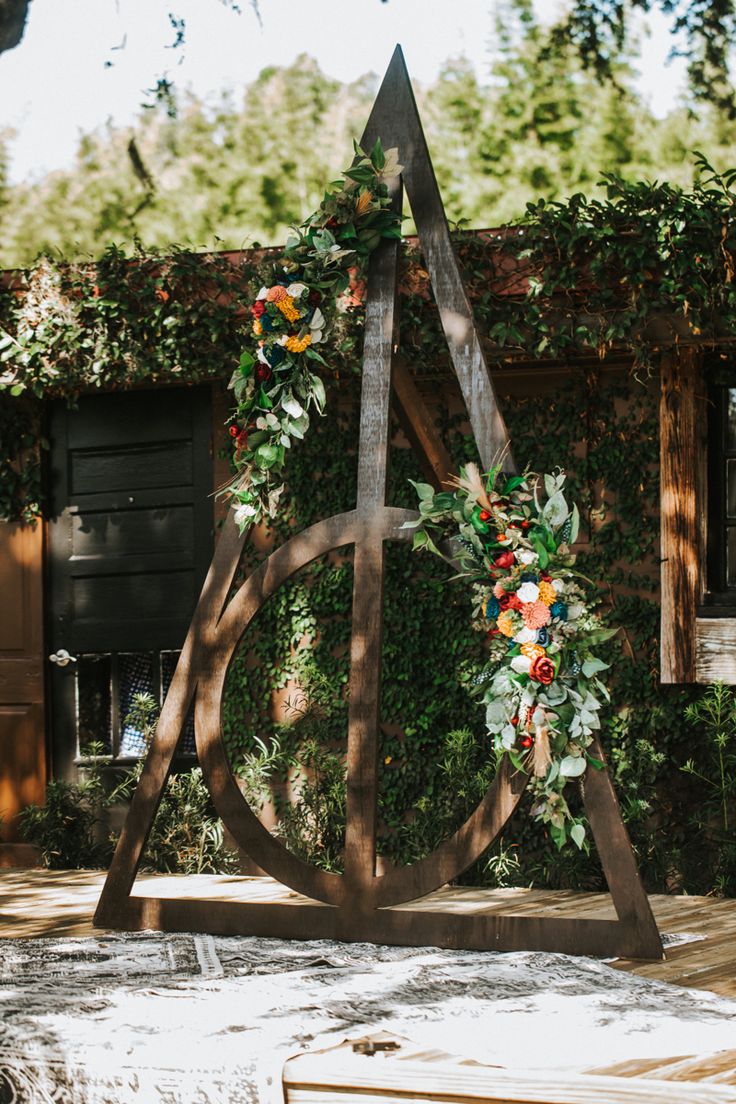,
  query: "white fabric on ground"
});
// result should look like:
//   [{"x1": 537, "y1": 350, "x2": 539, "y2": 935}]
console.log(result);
[{"x1": 0, "y1": 933, "x2": 734, "y2": 1104}]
